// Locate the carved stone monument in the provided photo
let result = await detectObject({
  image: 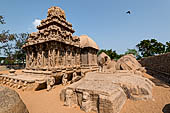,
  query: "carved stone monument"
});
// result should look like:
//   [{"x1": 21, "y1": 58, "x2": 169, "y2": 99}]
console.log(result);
[
  {"x1": 61, "y1": 72, "x2": 155, "y2": 113},
  {"x1": 0, "y1": 6, "x2": 99, "y2": 91}
]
